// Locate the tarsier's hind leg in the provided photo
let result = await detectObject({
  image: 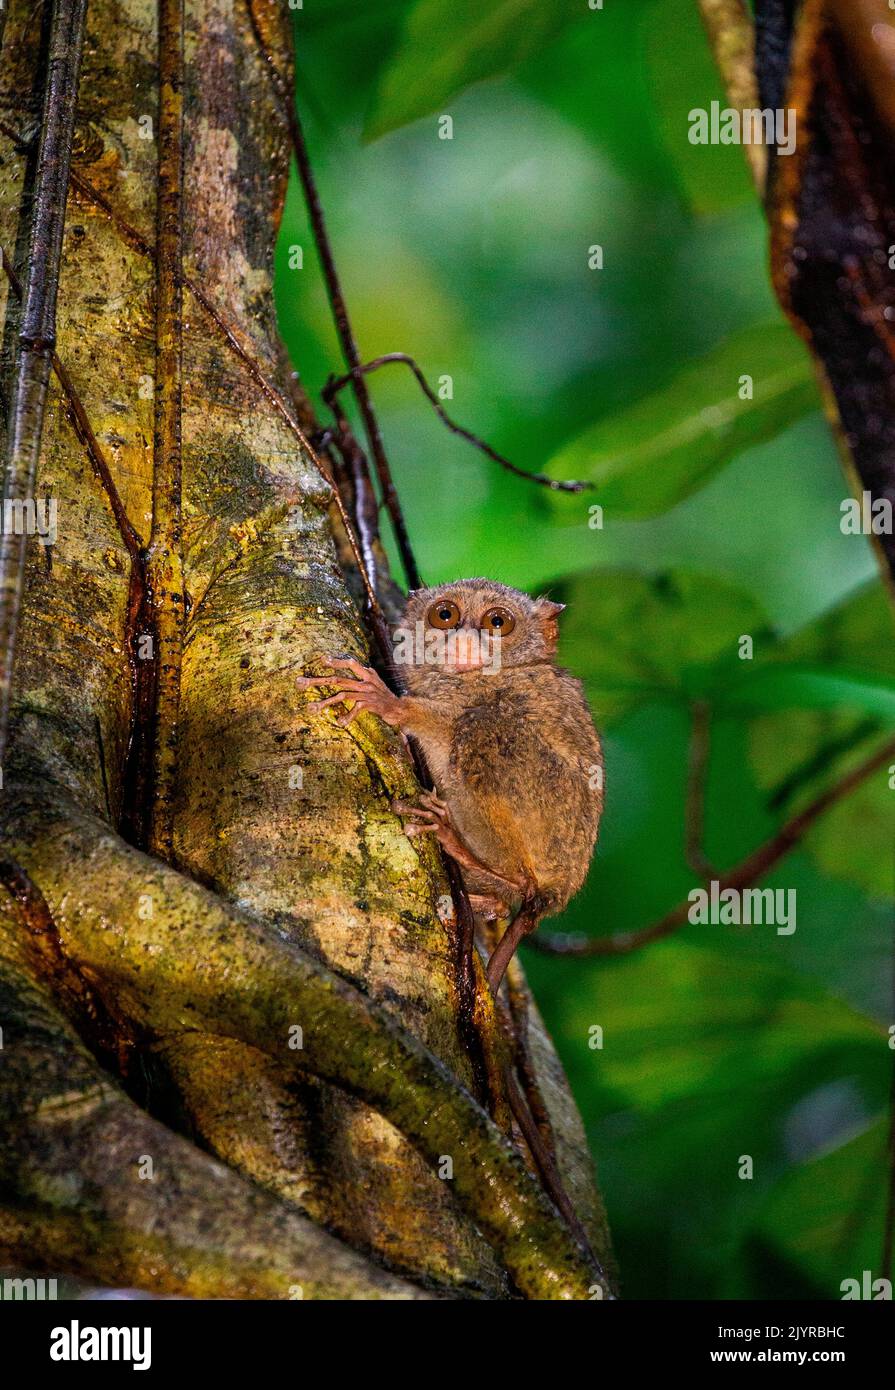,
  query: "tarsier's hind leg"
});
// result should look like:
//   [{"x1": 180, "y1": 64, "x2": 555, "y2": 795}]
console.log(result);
[
  {"x1": 392, "y1": 794, "x2": 544, "y2": 993},
  {"x1": 392, "y1": 795, "x2": 525, "y2": 903}
]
